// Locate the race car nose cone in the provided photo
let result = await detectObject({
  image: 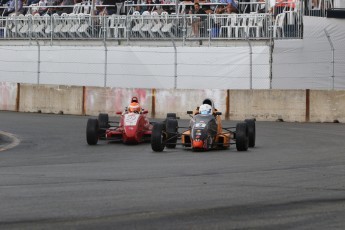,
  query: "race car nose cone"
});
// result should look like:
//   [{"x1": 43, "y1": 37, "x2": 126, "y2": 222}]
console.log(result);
[{"x1": 192, "y1": 140, "x2": 204, "y2": 149}]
